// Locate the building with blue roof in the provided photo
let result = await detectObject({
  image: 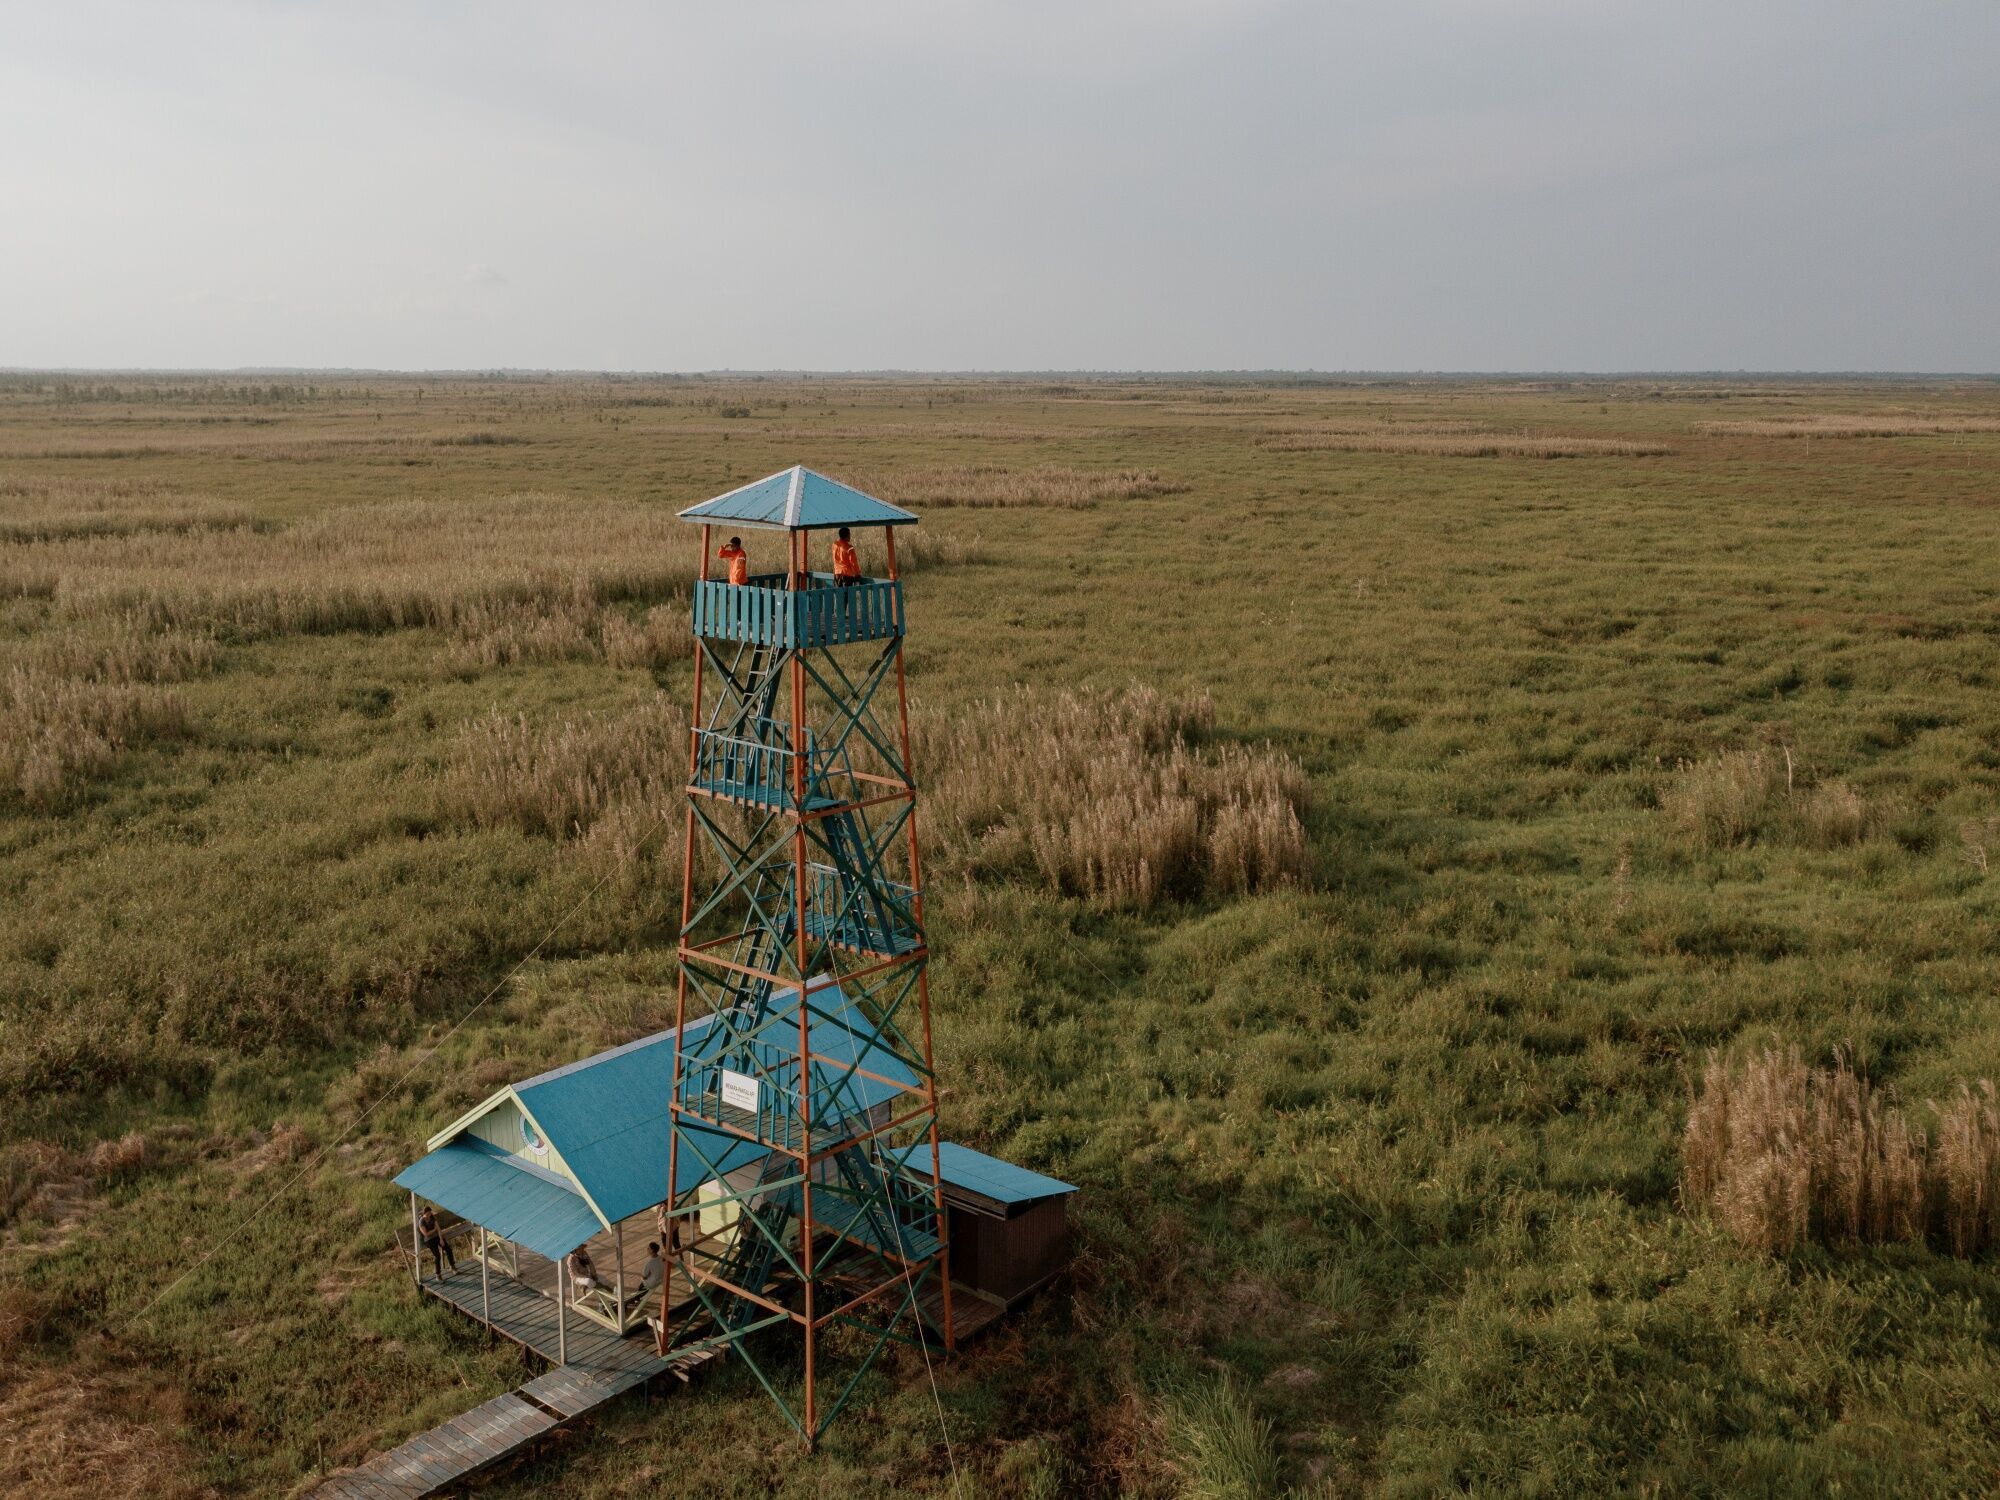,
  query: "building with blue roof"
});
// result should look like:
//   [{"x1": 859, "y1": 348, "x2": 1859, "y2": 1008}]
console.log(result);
[
  {"x1": 896, "y1": 1141, "x2": 1078, "y2": 1308},
  {"x1": 393, "y1": 975, "x2": 955, "y2": 1351}
]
